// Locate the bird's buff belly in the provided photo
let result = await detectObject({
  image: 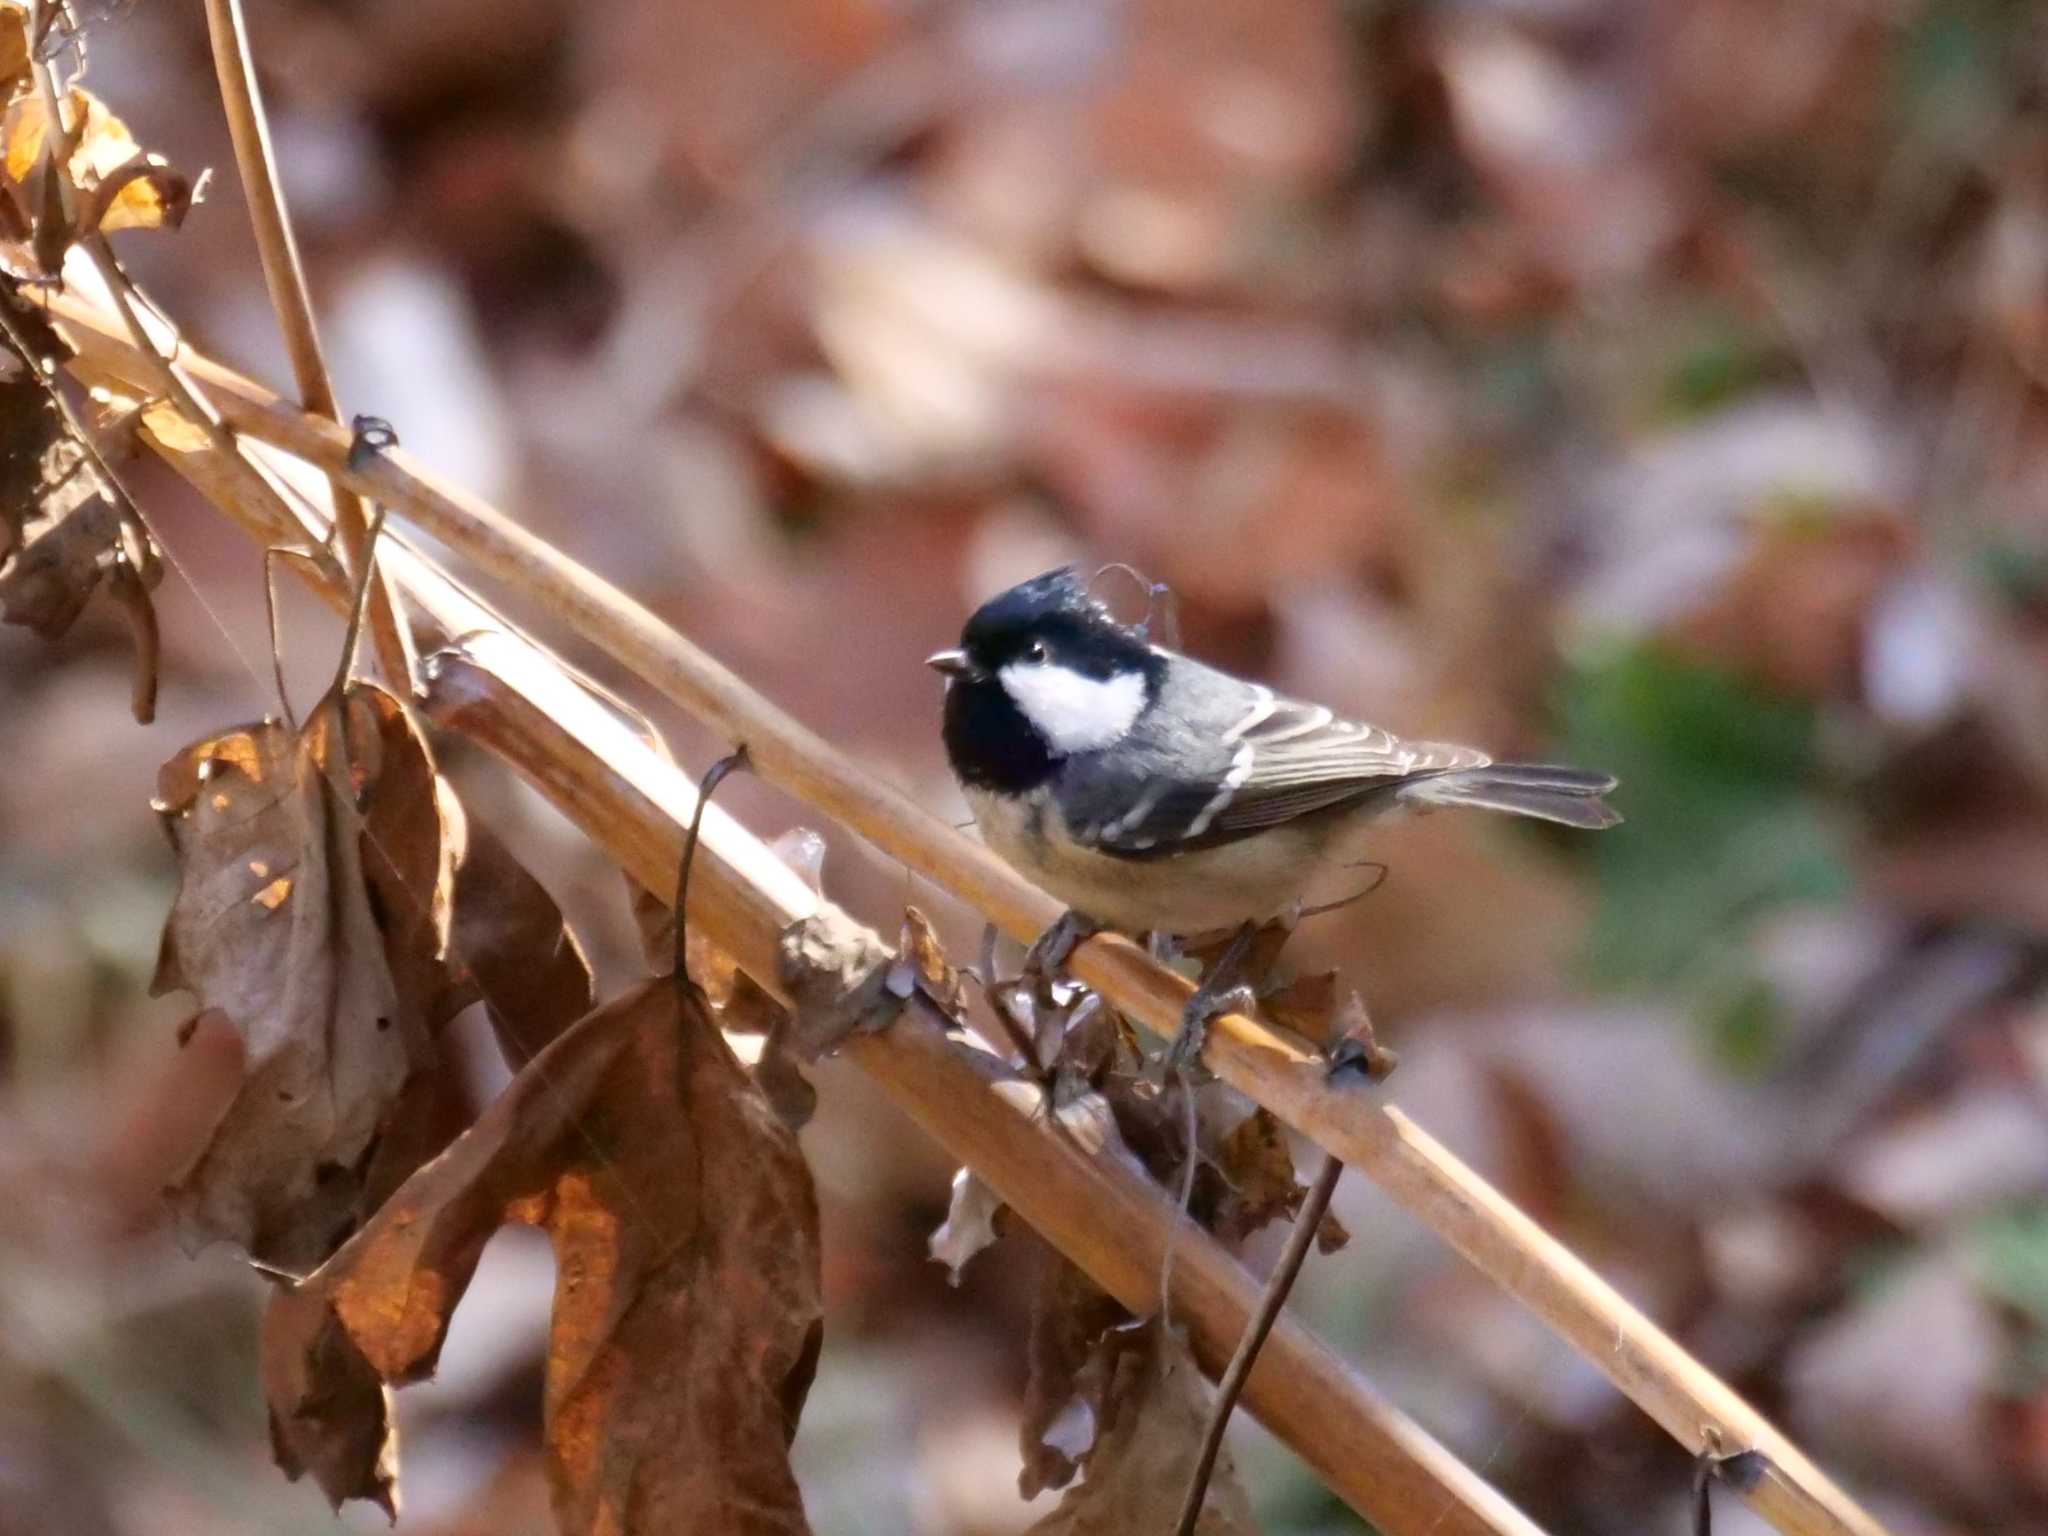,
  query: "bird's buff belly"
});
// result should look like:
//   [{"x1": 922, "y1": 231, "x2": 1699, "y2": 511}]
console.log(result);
[{"x1": 963, "y1": 785, "x2": 1338, "y2": 936}]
